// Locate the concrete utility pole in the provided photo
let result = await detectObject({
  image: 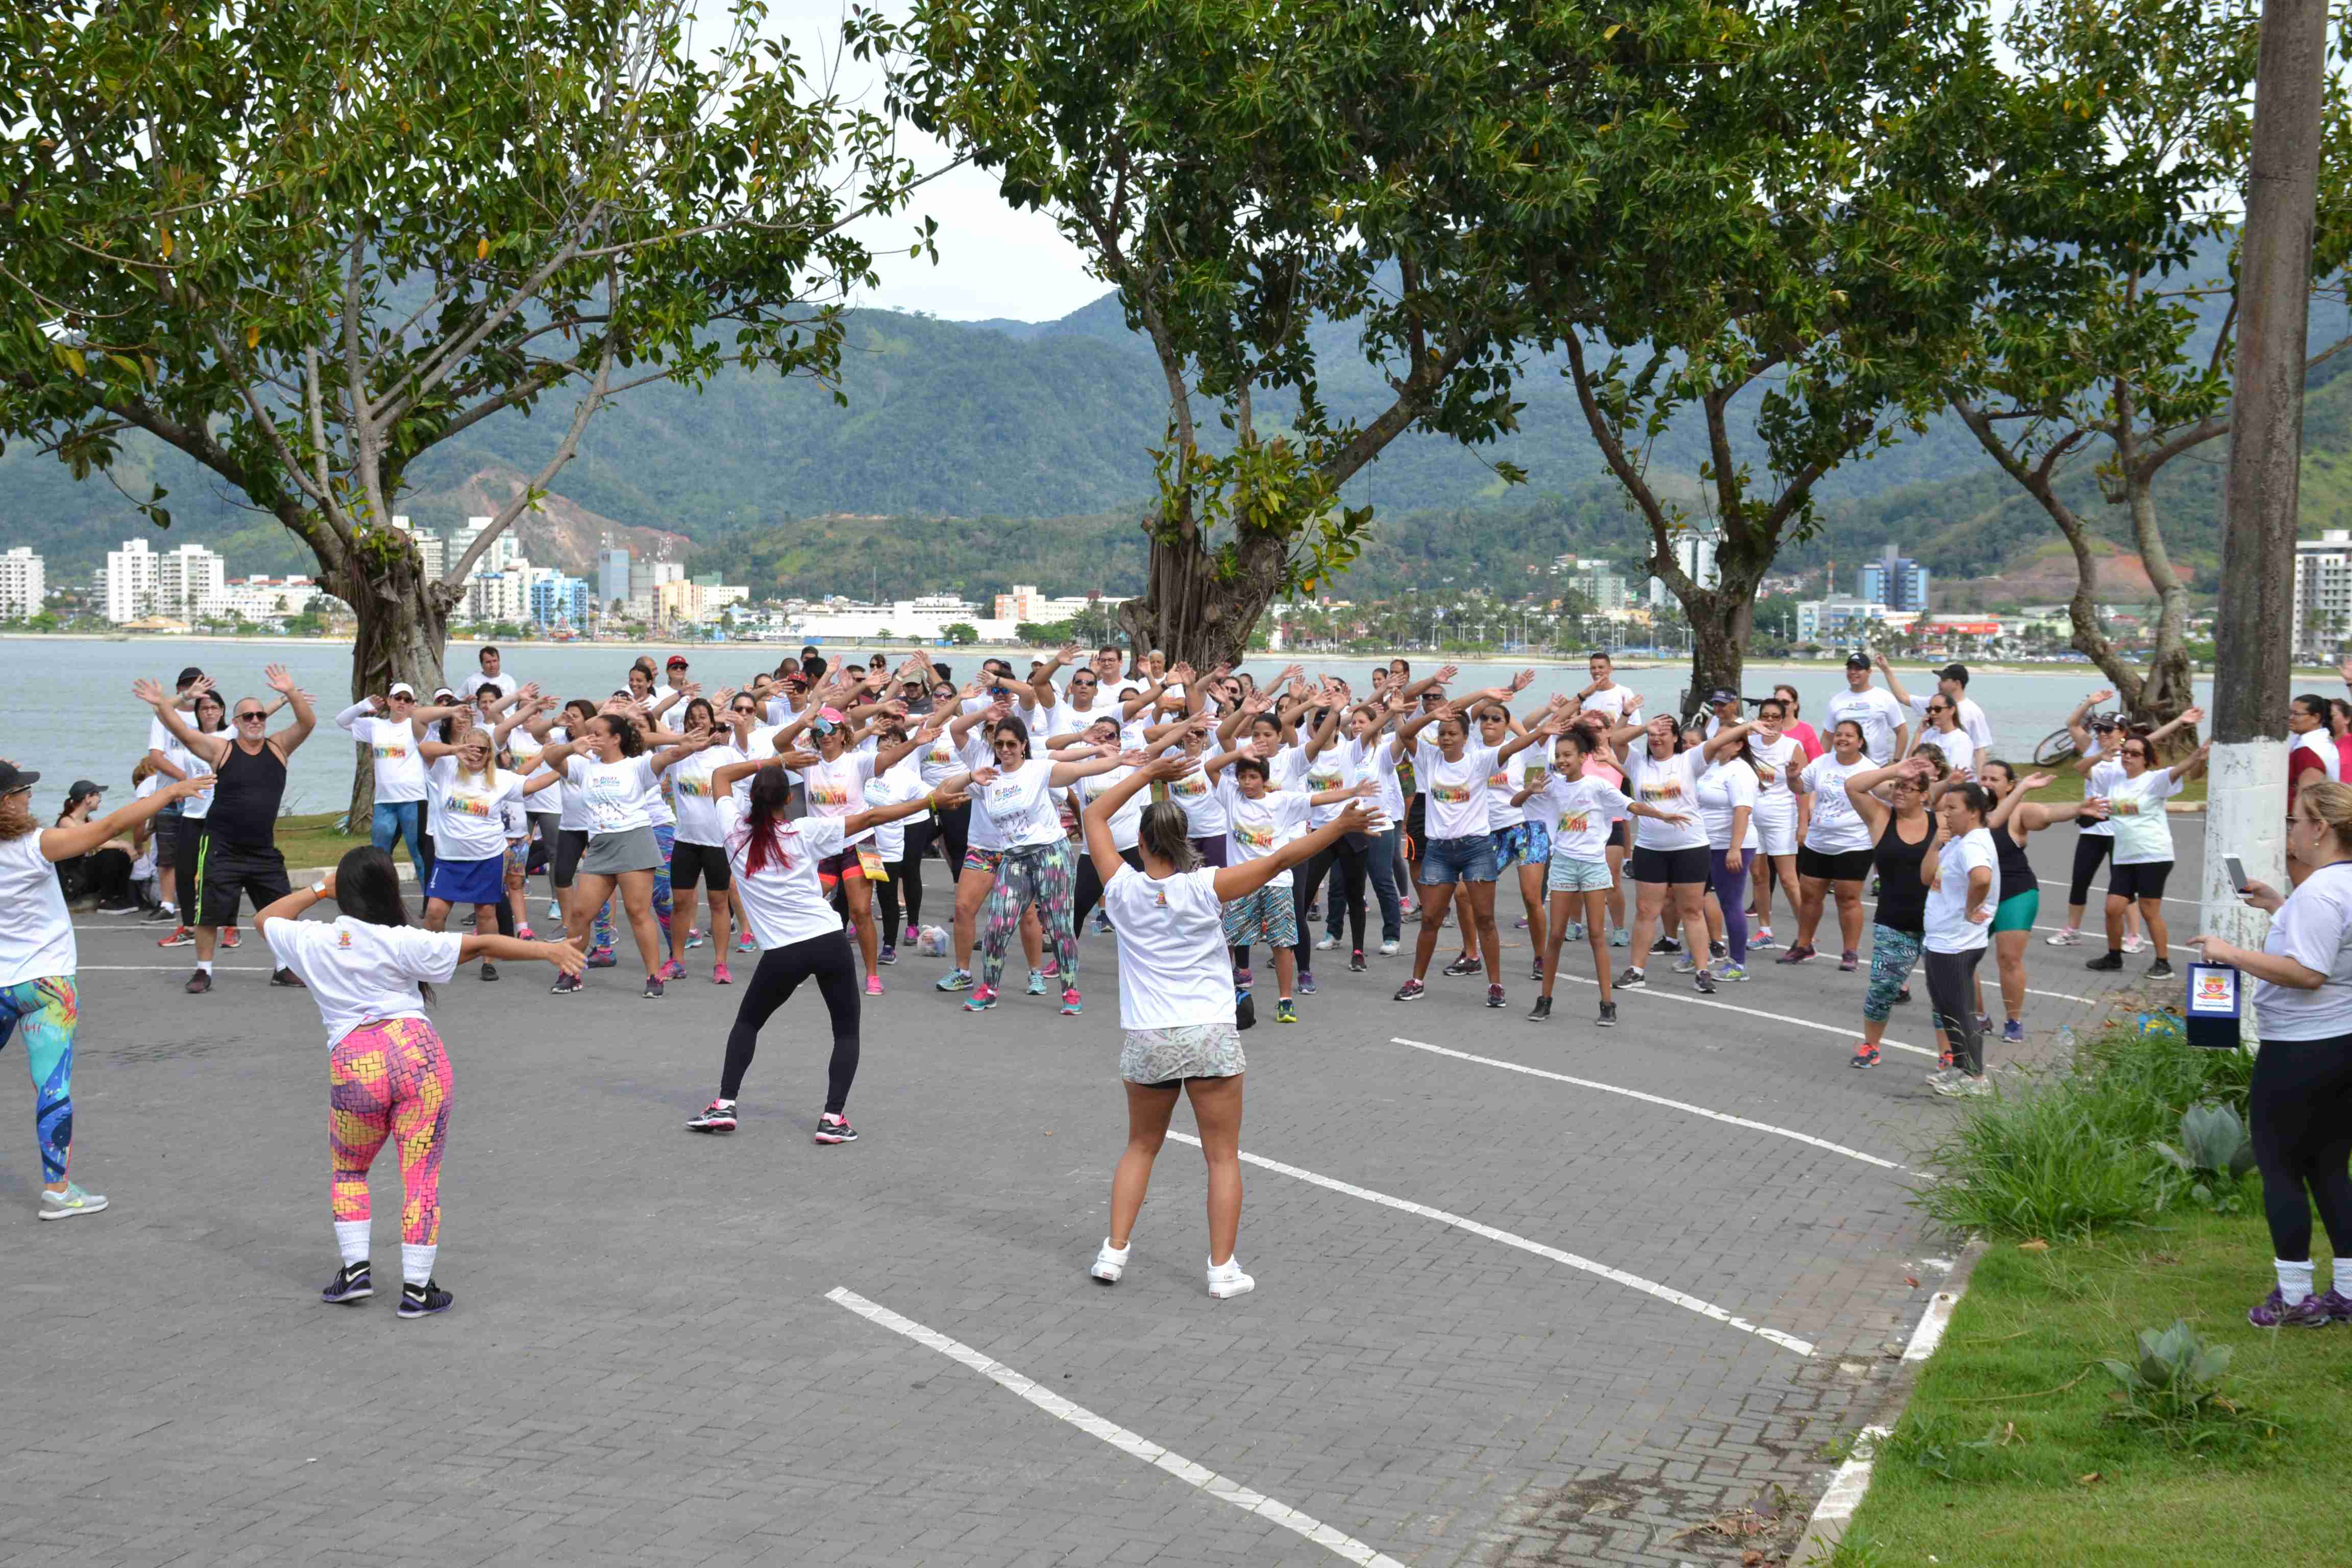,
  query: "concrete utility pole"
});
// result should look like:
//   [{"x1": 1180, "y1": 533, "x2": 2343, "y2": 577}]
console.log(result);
[{"x1": 2203, "y1": 0, "x2": 2333, "y2": 951}]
